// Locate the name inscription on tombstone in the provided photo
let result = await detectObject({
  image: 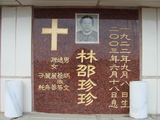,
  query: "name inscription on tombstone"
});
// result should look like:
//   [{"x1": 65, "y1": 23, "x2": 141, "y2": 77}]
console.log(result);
[{"x1": 33, "y1": 8, "x2": 140, "y2": 114}]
